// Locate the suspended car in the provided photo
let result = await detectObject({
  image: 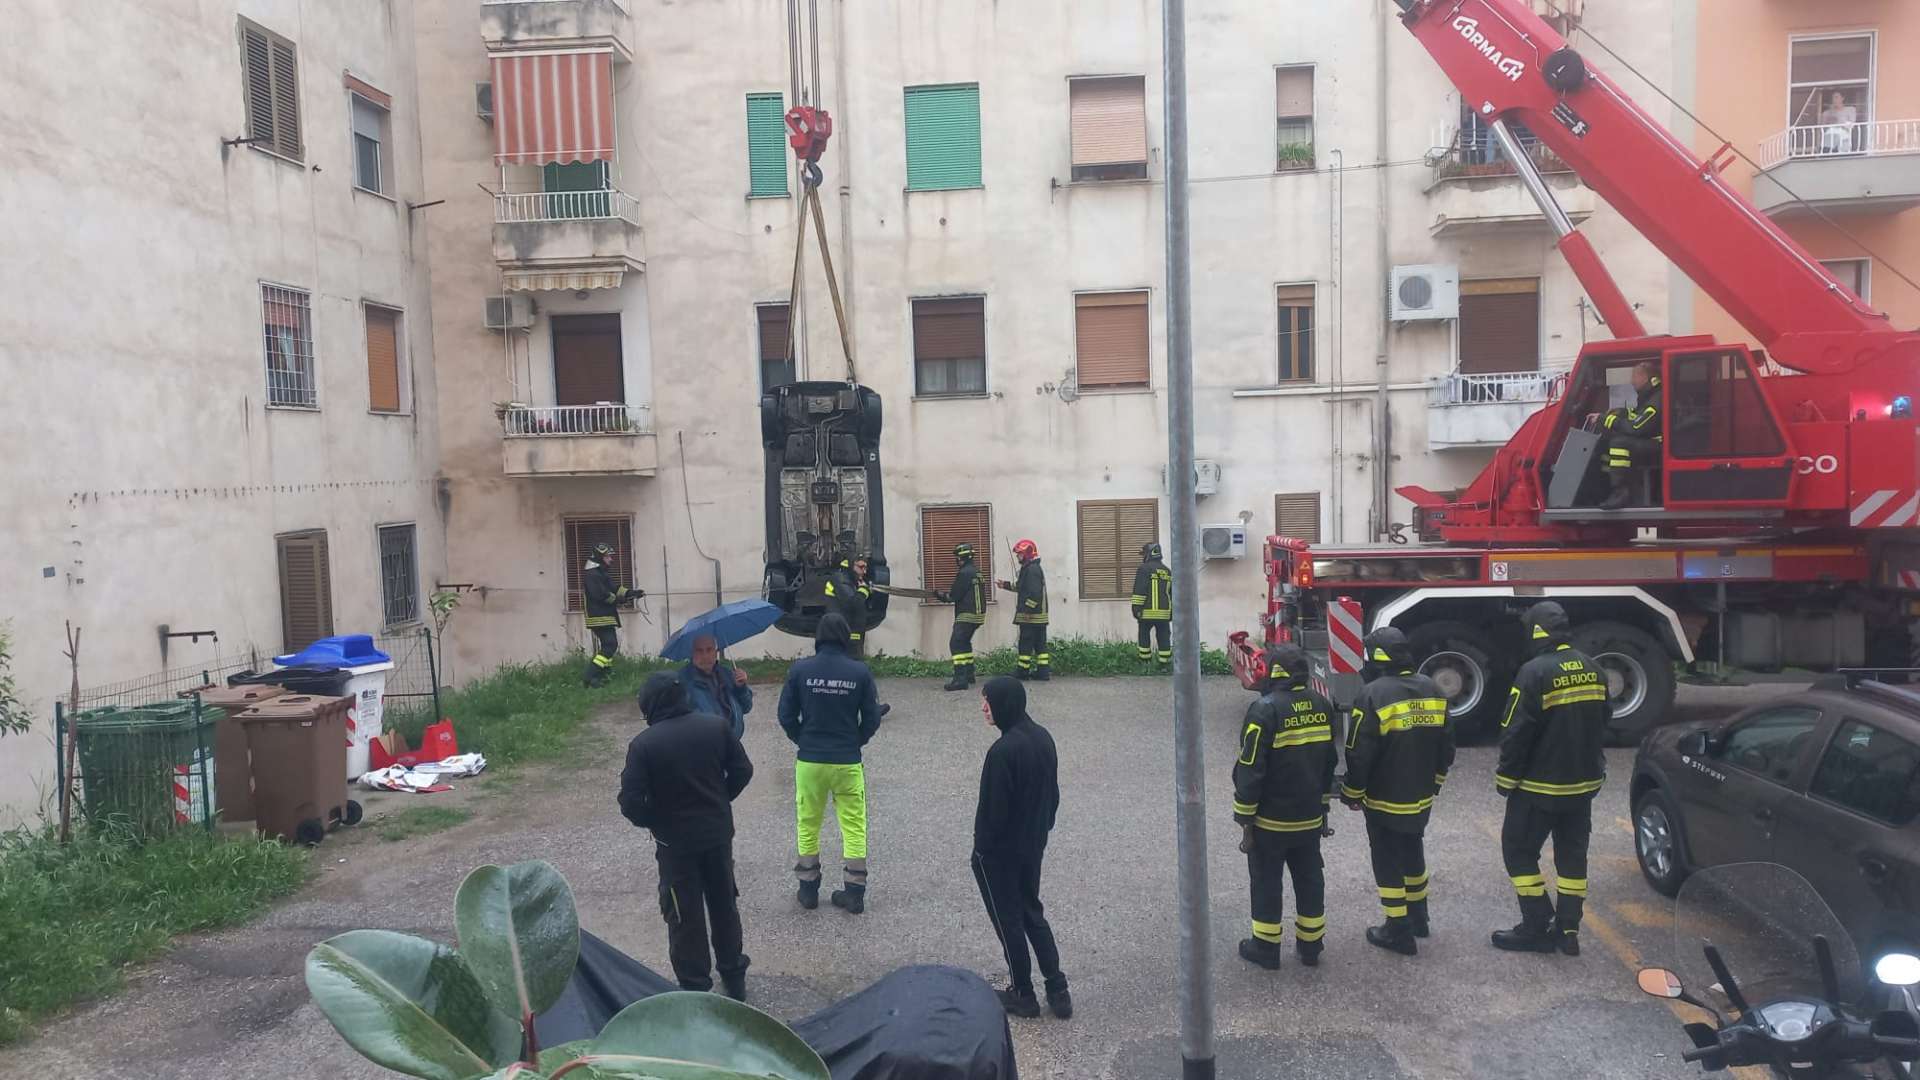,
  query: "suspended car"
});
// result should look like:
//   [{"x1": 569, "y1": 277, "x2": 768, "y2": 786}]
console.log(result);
[{"x1": 761, "y1": 382, "x2": 888, "y2": 637}]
